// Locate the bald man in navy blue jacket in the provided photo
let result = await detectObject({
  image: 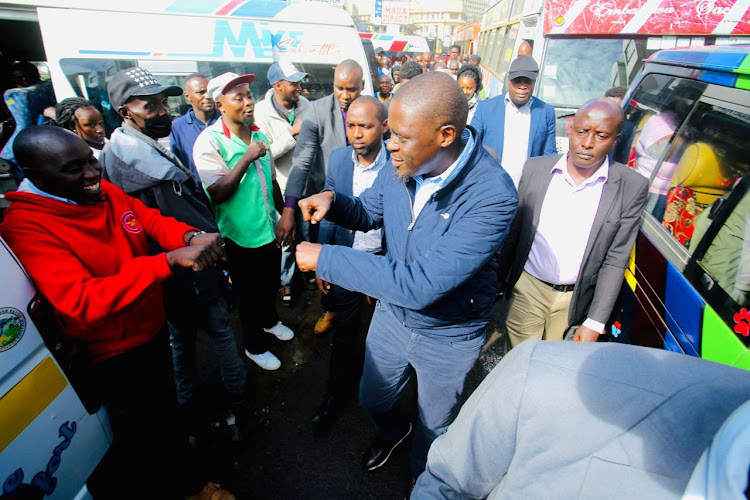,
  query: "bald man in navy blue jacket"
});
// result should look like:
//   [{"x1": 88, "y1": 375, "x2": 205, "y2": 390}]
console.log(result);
[{"x1": 295, "y1": 73, "x2": 517, "y2": 485}]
